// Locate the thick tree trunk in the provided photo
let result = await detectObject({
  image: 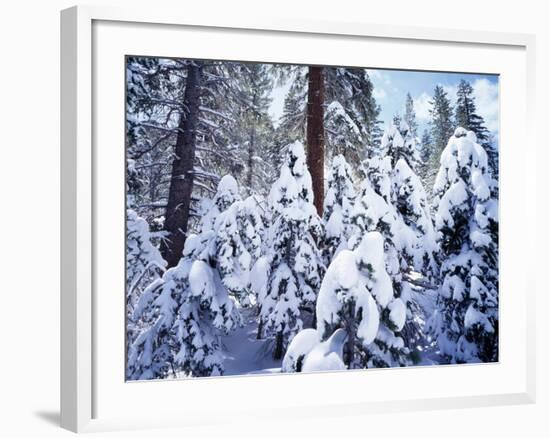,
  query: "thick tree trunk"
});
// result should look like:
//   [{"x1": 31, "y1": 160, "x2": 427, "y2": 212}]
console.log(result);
[
  {"x1": 306, "y1": 66, "x2": 325, "y2": 216},
  {"x1": 160, "y1": 62, "x2": 203, "y2": 268}
]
